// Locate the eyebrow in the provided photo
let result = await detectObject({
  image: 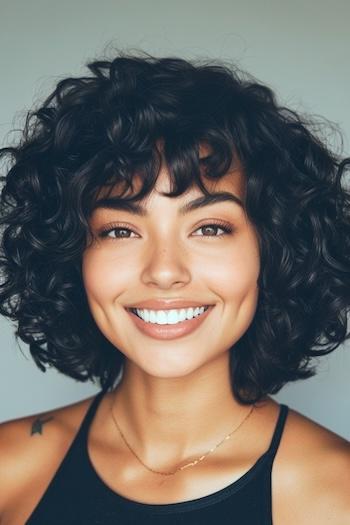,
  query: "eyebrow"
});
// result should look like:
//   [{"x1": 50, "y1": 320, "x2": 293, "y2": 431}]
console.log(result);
[{"x1": 92, "y1": 191, "x2": 244, "y2": 216}]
